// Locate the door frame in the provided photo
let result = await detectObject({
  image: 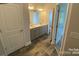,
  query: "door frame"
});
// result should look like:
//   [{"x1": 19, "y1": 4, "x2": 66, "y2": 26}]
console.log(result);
[
  {"x1": 59, "y1": 4, "x2": 72, "y2": 55},
  {"x1": 55, "y1": 4, "x2": 60, "y2": 42},
  {"x1": 51, "y1": 3, "x2": 71, "y2": 56},
  {"x1": 52, "y1": 4, "x2": 61, "y2": 55}
]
